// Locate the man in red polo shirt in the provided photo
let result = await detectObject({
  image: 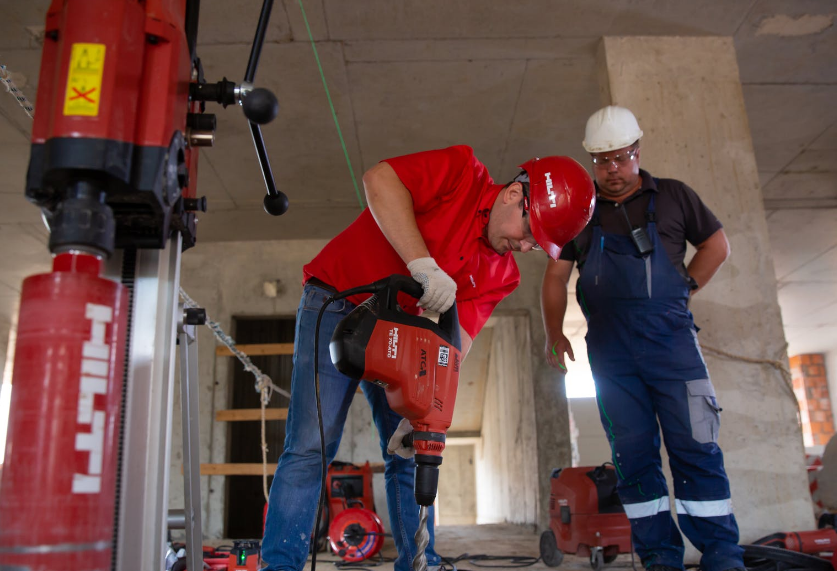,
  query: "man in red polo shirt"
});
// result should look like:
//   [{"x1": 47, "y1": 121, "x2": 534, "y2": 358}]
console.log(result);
[{"x1": 262, "y1": 145, "x2": 595, "y2": 571}]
